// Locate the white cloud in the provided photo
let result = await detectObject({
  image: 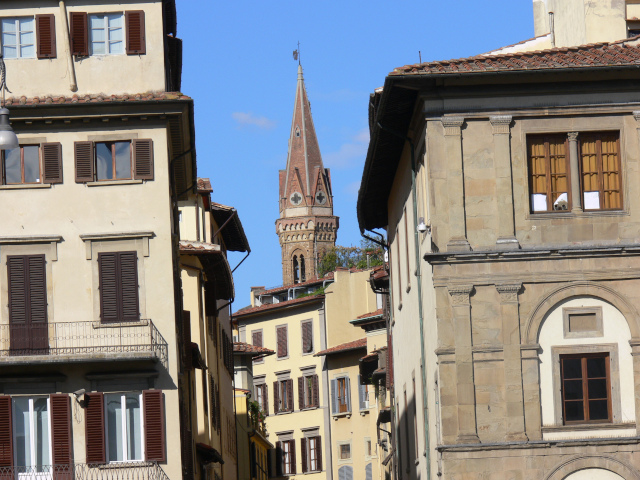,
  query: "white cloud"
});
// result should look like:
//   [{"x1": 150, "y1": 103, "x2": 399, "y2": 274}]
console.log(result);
[
  {"x1": 231, "y1": 112, "x2": 276, "y2": 129},
  {"x1": 324, "y1": 128, "x2": 370, "y2": 169}
]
